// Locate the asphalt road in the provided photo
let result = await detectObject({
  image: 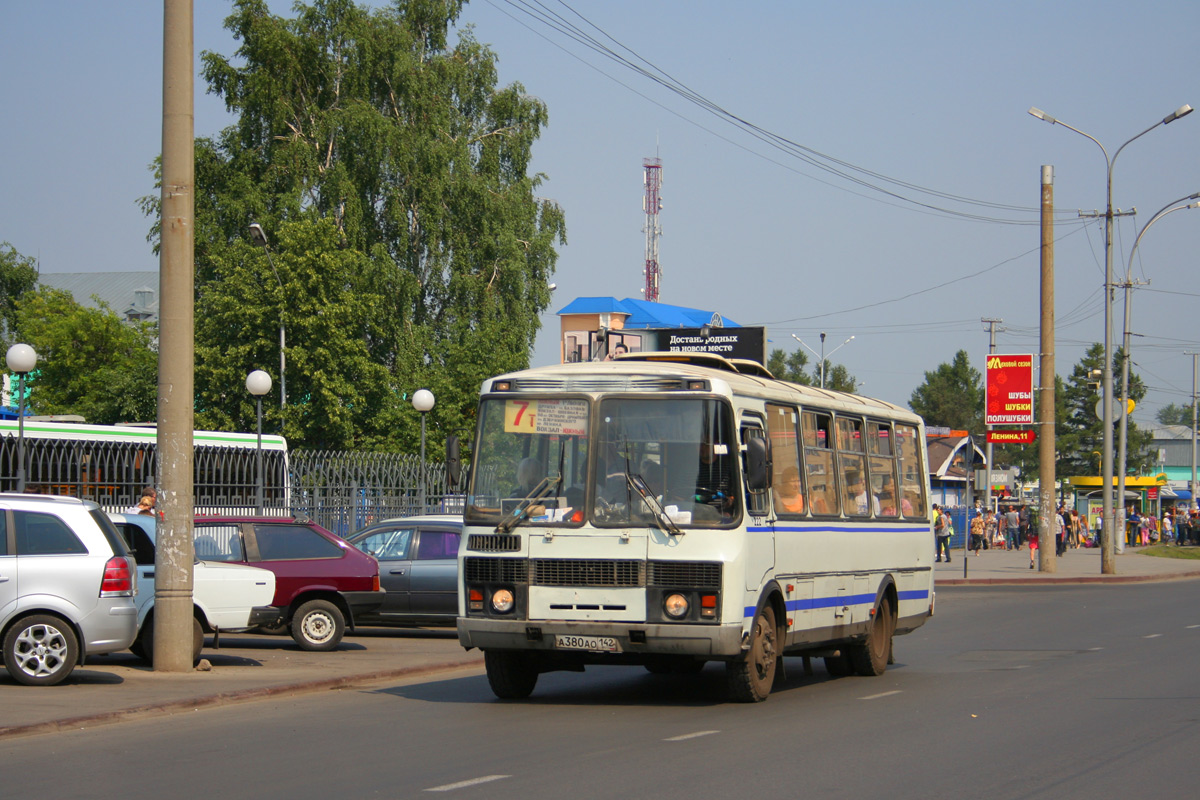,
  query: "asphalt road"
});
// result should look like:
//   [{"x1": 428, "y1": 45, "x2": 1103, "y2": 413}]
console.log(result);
[{"x1": 3, "y1": 581, "x2": 1198, "y2": 799}]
